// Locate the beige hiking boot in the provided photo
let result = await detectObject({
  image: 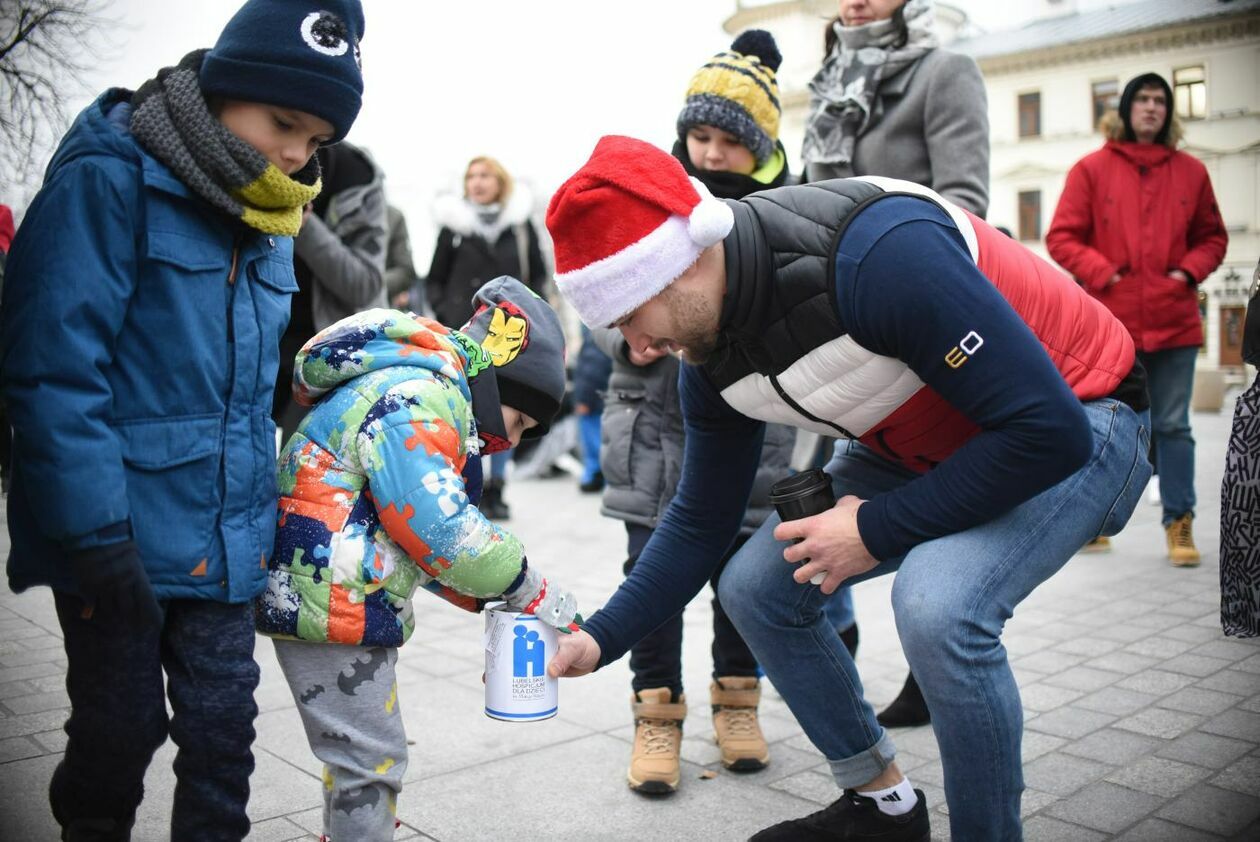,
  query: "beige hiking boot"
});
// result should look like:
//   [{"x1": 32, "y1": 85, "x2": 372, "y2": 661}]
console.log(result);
[
  {"x1": 1166, "y1": 514, "x2": 1201, "y2": 567},
  {"x1": 628, "y1": 688, "x2": 686, "y2": 794},
  {"x1": 1080, "y1": 536, "x2": 1111, "y2": 553},
  {"x1": 711, "y1": 676, "x2": 769, "y2": 771}
]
